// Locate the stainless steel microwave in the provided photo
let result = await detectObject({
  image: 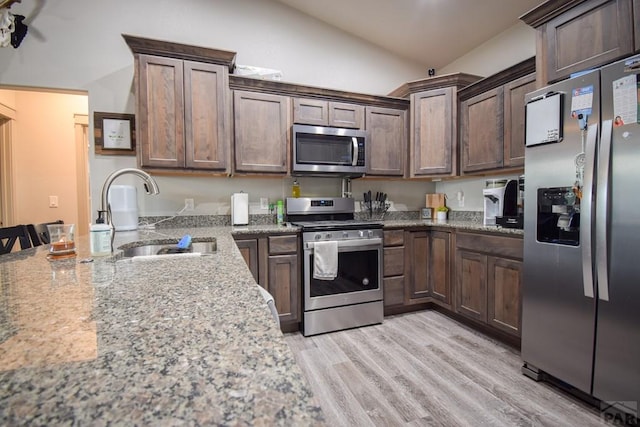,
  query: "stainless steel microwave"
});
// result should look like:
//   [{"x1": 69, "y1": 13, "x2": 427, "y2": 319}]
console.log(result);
[{"x1": 292, "y1": 124, "x2": 367, "y2": 176}]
